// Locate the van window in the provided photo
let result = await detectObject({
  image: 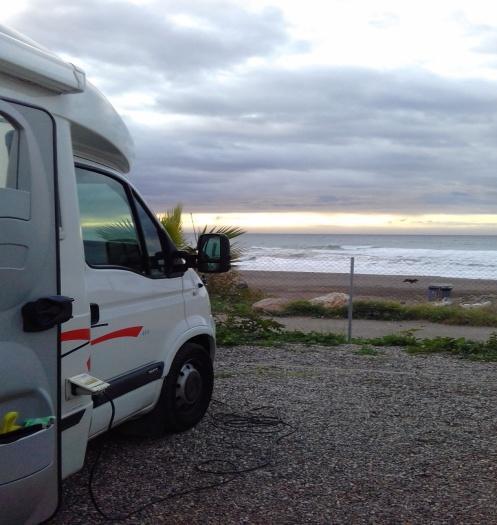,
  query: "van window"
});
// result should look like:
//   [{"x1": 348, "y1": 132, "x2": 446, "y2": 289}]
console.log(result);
[
  {"x1": 133, "y1": 194, "x2": 166, "y2": 277},
  {"x1": 76, "y1": 168, "x2": 144, "y2": 273},
  {"x1": 0, "y1": 115, "x2": 19, "y2": 189}
]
